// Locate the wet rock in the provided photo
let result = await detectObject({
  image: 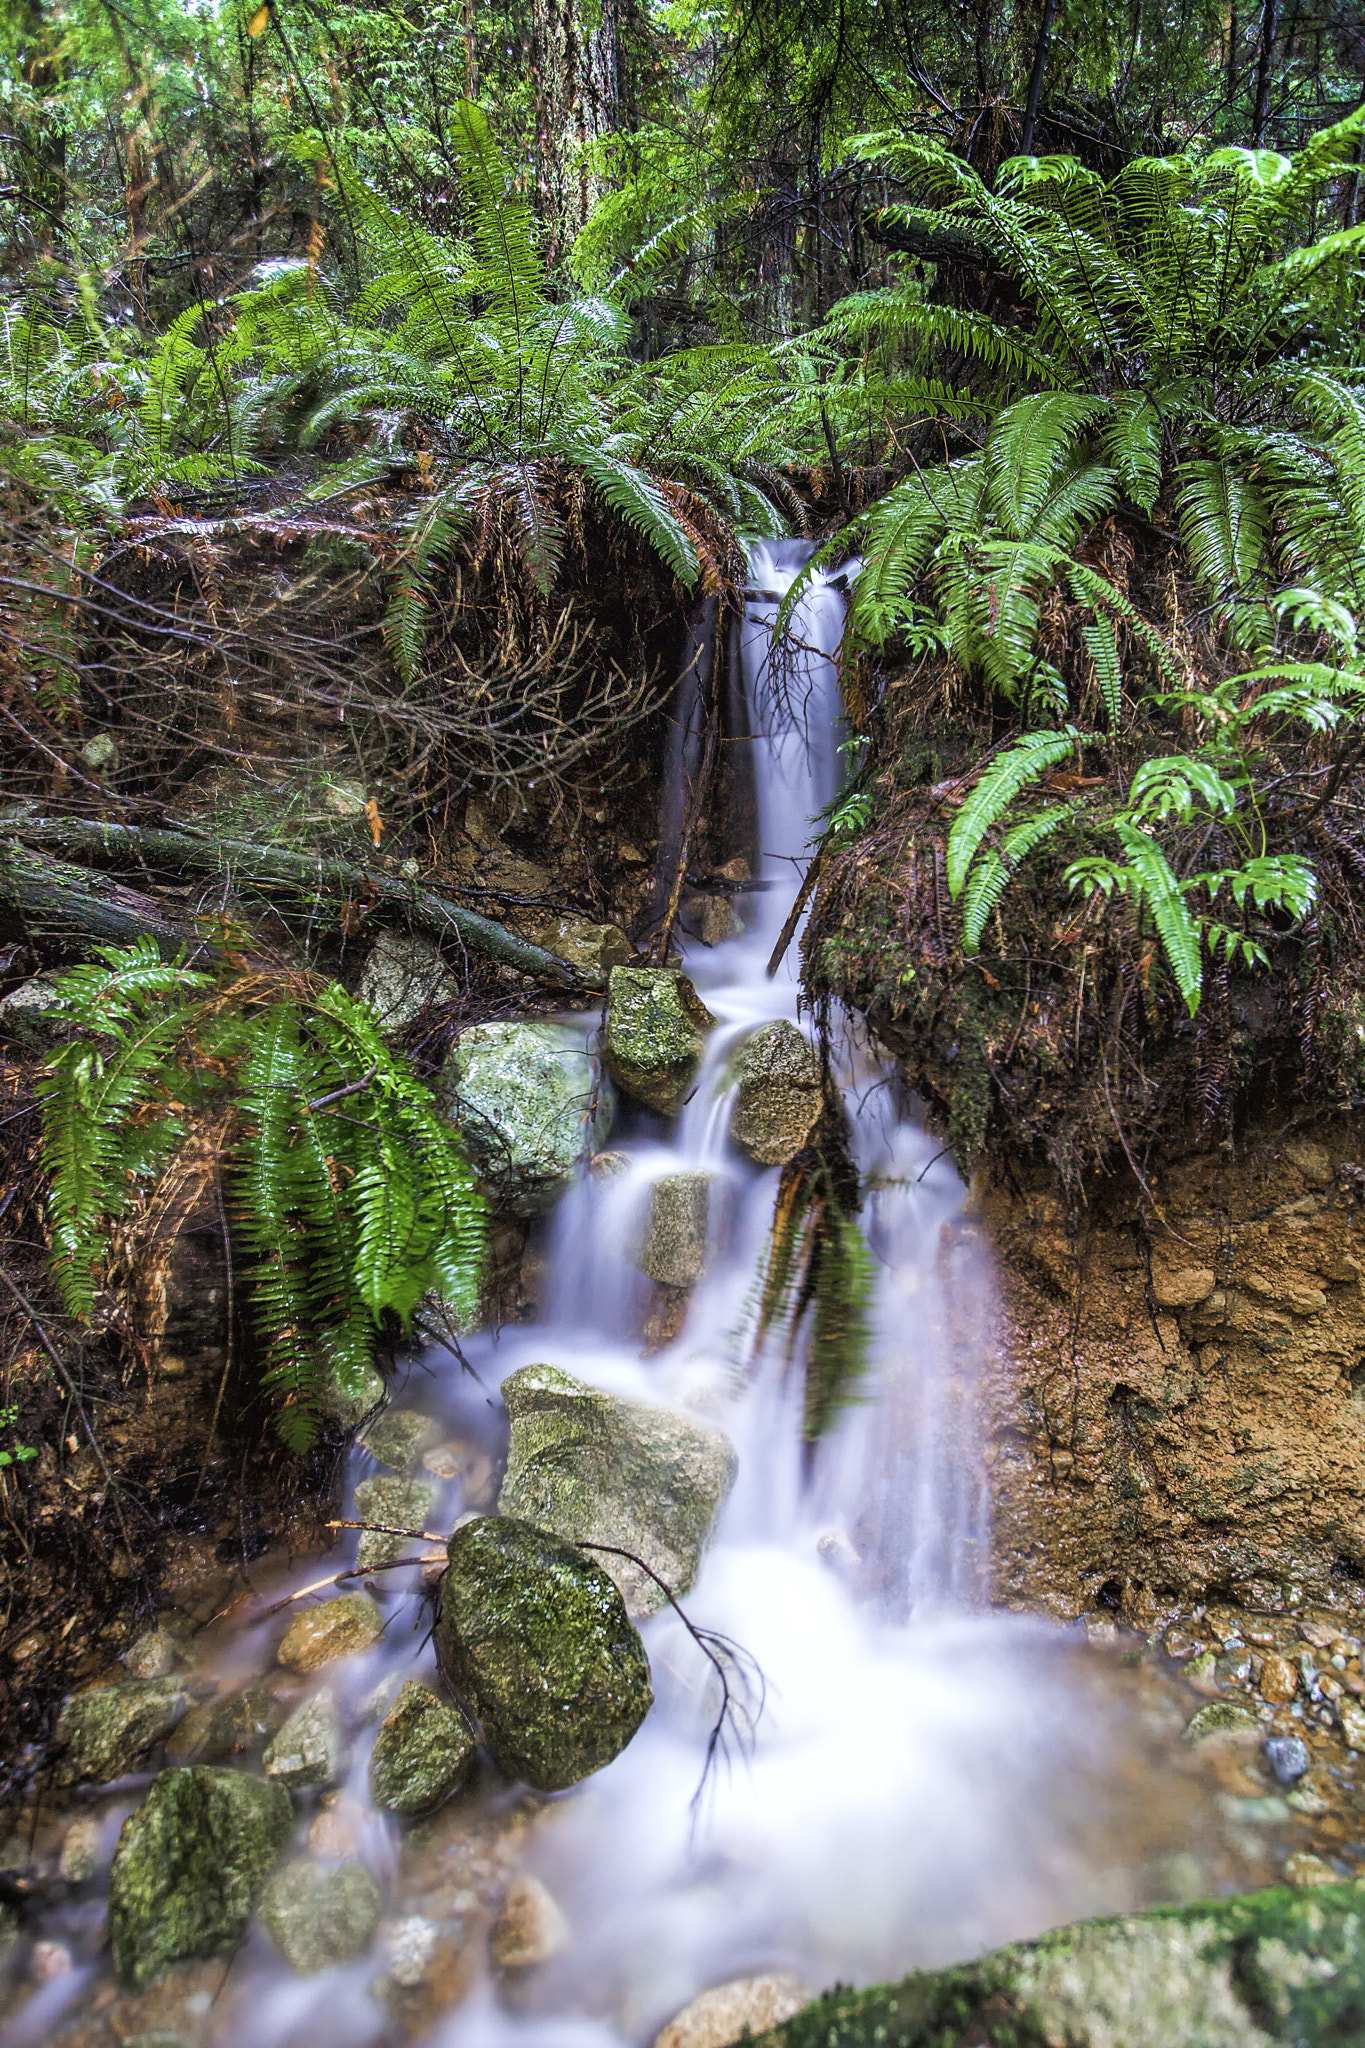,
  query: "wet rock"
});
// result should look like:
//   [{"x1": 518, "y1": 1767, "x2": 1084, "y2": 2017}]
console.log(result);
[
  {"x1": 386, "y1": 1914, "x2": 440, "y2": 1986},
  {"x1": 1184, "y1": 1651, "x2": 1221, "y2": 1696},
  {"x1": 321, "y1": 1361, "x2": 387, "y2": 1430},
  {"x1": 1284, "y1": 1852, "x2": 1339, "y2": 1888},
  {"x1": 654, "y1": 1974, "x2": 810, "y2": 2048},
  {"x1": 277, "y1": 1593, "x2": 383, "y2": 1672},
  {"x1": 498, "y1": 1363, "x2": 737, "y2": 1619},
  {"x1": 0, "y1": 974, "x2": 66, "y2": 1049},
  {"x1": 122, "y1": 1628, "x2": 182, "y2": 1681},
  {"x1": 359, "y1": 930, "x2": 457, "y2": 1036},
  {"x1": 435, "y1": 1514, "x2": 653, "y2": 1791},
  {"x1": 354, "y1": 1474, "x2": 437, "y2": 1572},
  {"x1": 761, "y1": 1886, "x2": 1365, "y2": 2048},
  {"x1": 1340, "y1": 1699, "x2": 1365, "y2": 1750},
  {"x1": 603, "y1": 967, "x2": 715, "y2": 1116},
  {"x1": 30, "y1": 1939, "x2": 74, "y2": 1983},
  {"x1": 1264, "y1": 1734, "x2": 1310, "y2": 1784},
  {"x1": 728, "y1": 1022, "x2": 822, "y2": 1167},
  {"x1": 308, "y1": 1794, "x2": 367, "y2": 1859},
  {"x1": 1182, "y1": 1699, "x2": 1260, "y2": 1743},
  {"x1": 53, "y1": 1677, "x2": 190, "y2": 1787},
  {"x1": 637, "y1": 1171, "x2": 713, "y2": 1288},
  {"x1": 489, "y1": 1874, "x2": 569, "y2": 1968},
  {"x1": 360, "y1": 1409, "x2": 441, "y2": 1474},
  {"x1": 258, "y1": 1856, "x2": 382, "y2": 1973},
  {"x1": 527, "y1": 916, "x2": 631, "y2": 978},
  {"x1": 166, "y1": 1684, "x2": 280, "y2": 1765},
  {"x1": 58, "y1": 1816, "x2": 103, "y2": 1884},
  {"x1": 263, "y1": 1688, "x2": 343, "y2": 1790},
  {"x1": 369, "y1": 1680, "x2": 477, "y2": 1816},
  {"x1": 684, "y1": 893, "x2": 744, "y2": 947},
  {"x1": 1260, "y1": 1652, "x2": 1299, "y2": 1703},
  {"x1": 441, "y1": 1020, "x2": 613, "y2": 1214},
  {"x1": 107, "y1": 1764, "x2": 293, "y2": 1990}
]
